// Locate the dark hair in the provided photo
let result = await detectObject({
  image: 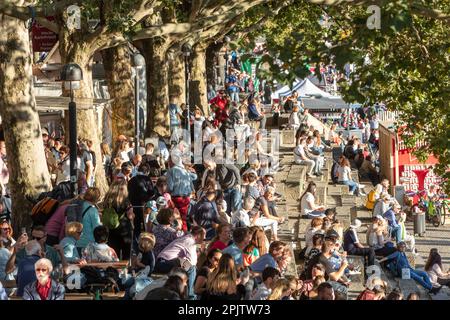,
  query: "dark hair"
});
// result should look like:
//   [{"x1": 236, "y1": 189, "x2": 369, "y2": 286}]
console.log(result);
[
  {"x1": 232, "y1": 227, "x2": 250, "y2": 244},
  {"x1": 191, "y1": 226, "x2": 206, "y2": 237},
  {"x1": 31, "y1": 225, "x2": 46, "y2": 233},
  {"x1": 312, "y1": 233, "x2": 324, "y2": 247},
  {"x1": 407, "y1": 292, "x2": 420, "y2": 300},
  {"x1": 93, "y1": 225, "x2": 109, "y2": 243},
  {"x1": 164, "y1": 275, "x2": 186, "y2": 298},
  {"x1": 262, "y1": 267, "x2": 280, "y2": 282},
  {"x1": 317, "y1": 282, "x2": 333, "y2": 294},
  {"x1": 138, "y1": 164, "x2": 150, "y2": 175},
  {"x1": 156, "y1": 208, "x2": 174, "y2": 225},
  {"x1": 386, "y1": 288, "x2": 403, "y2": 300},
  {"x1": 204, "y1": 249, "x2": 222, "y2": 268},
  {"x1": 425, "y1": 248, "x2": 442, "y2": 271},
  {"x1": 300, "y1": 181, "x2": 317, "y2": 202},
  {"x1": 156, "y1": 176, "x2": 167, "y2": 188},
  {"x1": 324, "y1": 208, "x2": 336, "y2": 219},
  {"x1": 269, "y1": 241, "x2": 286, "y2": 254}
]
